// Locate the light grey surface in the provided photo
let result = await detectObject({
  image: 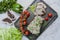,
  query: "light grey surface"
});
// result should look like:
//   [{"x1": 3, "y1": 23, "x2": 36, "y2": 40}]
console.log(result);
[
  {"x1": 0, "y1": 0, "x2": 60, "y2": 40},
  {"x1": 22, "y1": 0, "x2": 60, "y2": 40}
]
